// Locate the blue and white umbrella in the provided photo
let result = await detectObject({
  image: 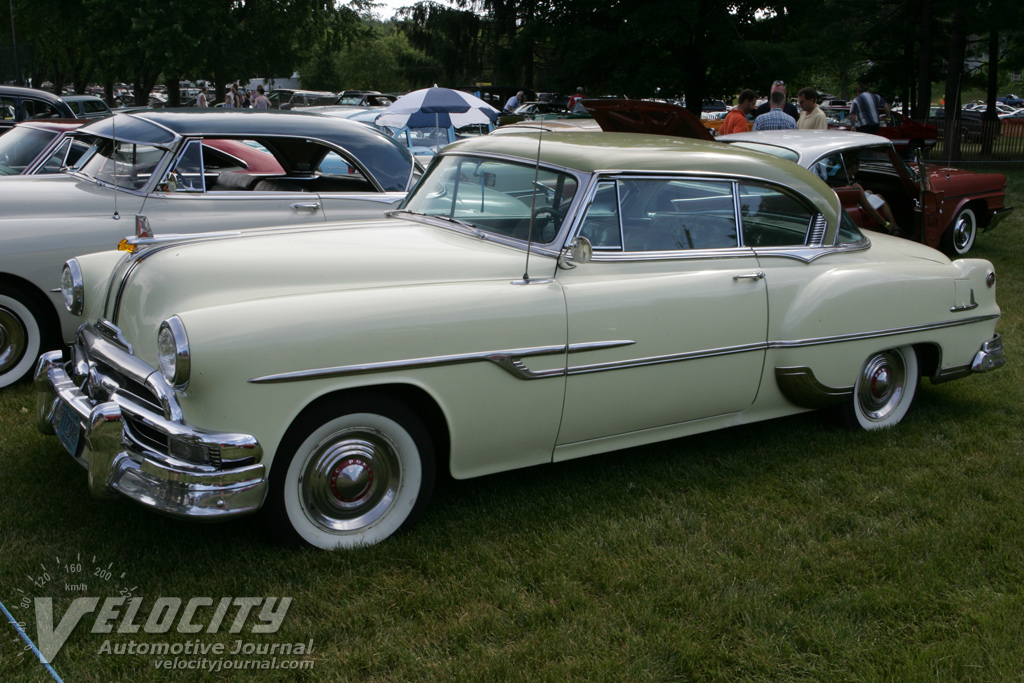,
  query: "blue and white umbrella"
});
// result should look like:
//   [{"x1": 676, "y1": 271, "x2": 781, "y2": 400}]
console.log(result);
[{"x1": 376, "y1": 86, "x2": 500, "y2": 129}]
